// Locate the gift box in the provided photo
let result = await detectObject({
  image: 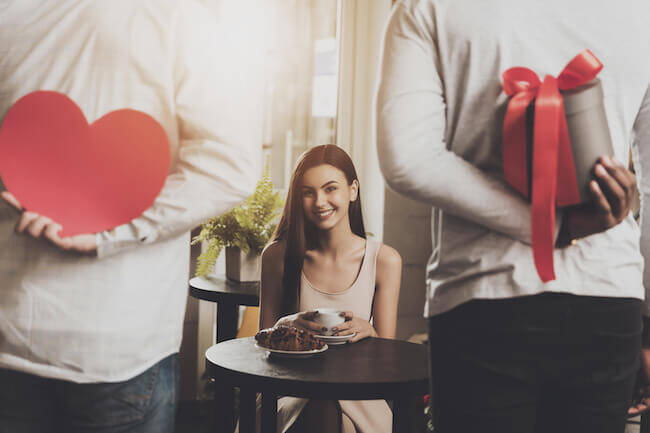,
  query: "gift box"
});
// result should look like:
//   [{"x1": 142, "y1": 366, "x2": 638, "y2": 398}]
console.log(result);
[
  {"x1": 519, "y1": 78, "x2": 613, "y2": 202},
  {"x1": 562, "y1": 79, "x2": 613, "y2": 202},
  {"x1": 501, "y1": 50, "x2": 612, "y2": 282}
]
